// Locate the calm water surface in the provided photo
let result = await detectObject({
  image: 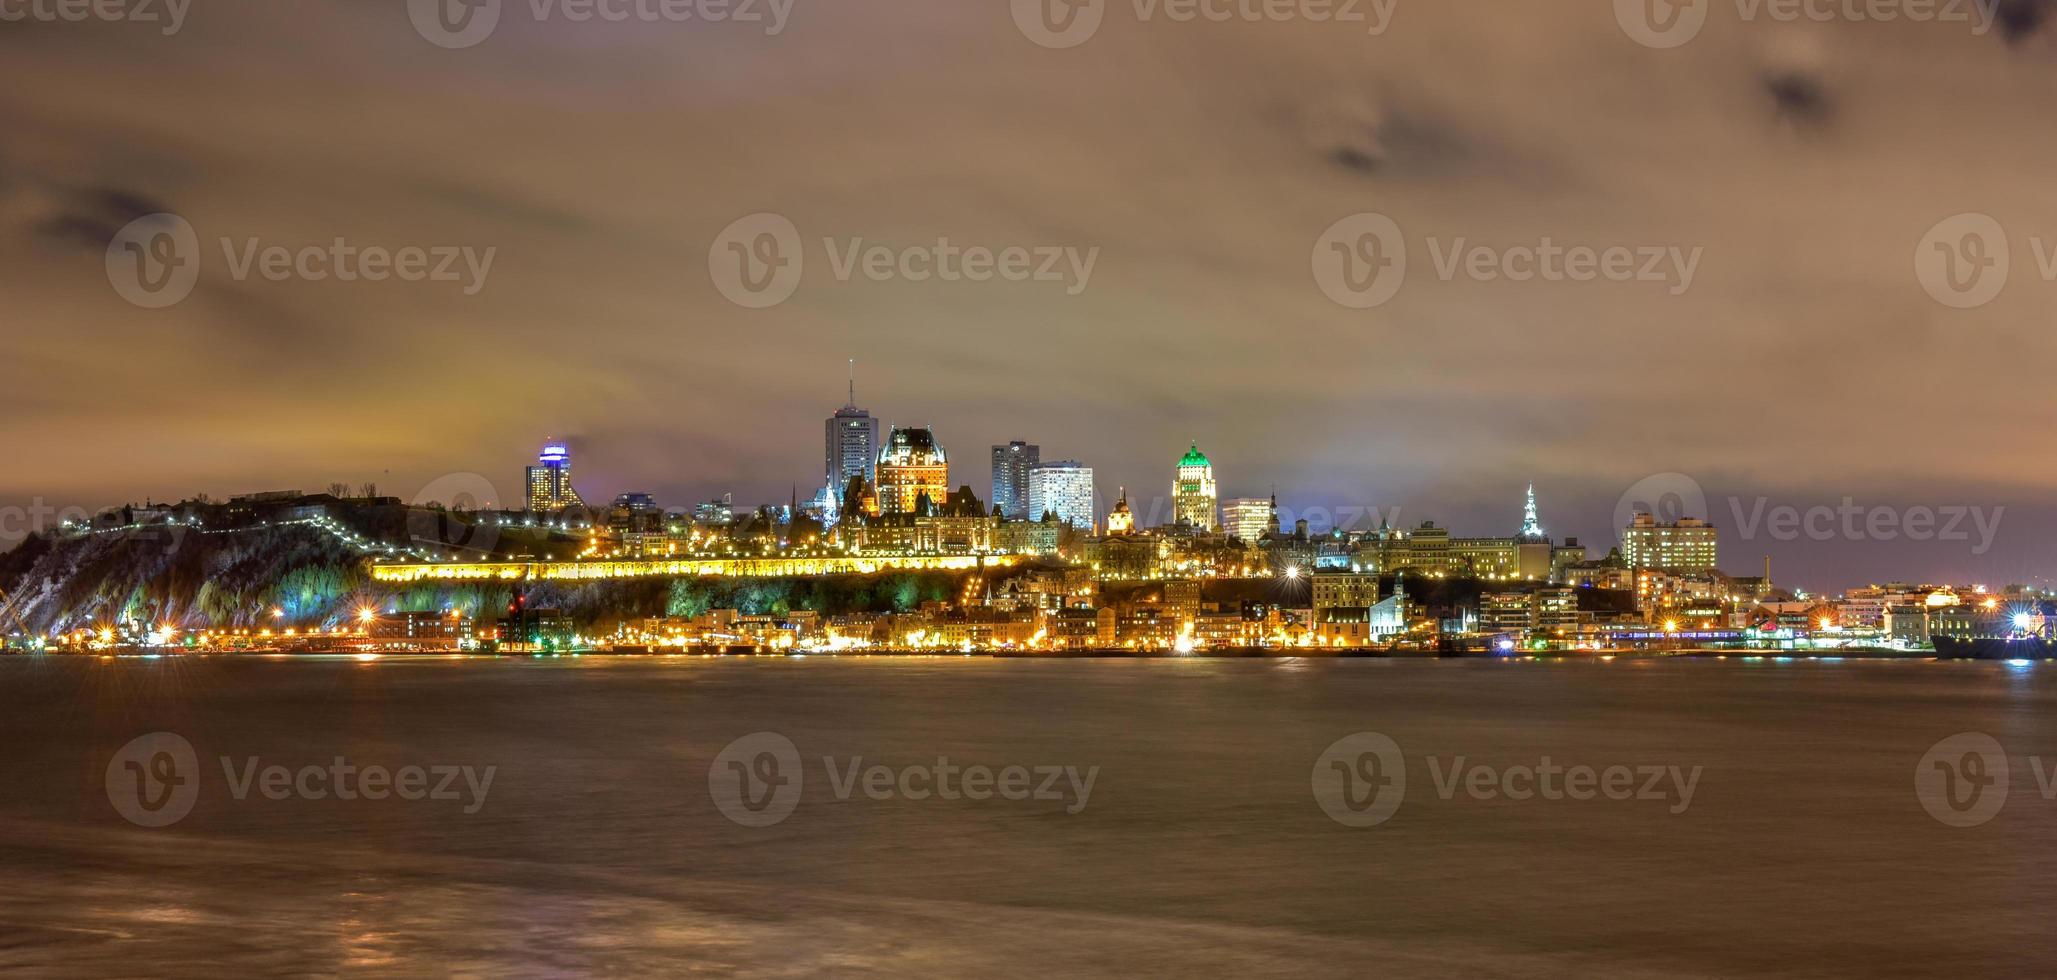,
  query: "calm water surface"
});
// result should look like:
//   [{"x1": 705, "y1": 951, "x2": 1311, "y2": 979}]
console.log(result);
[{"x1": 0, "y1": 656, "x2": 2051, "y2": 977}]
